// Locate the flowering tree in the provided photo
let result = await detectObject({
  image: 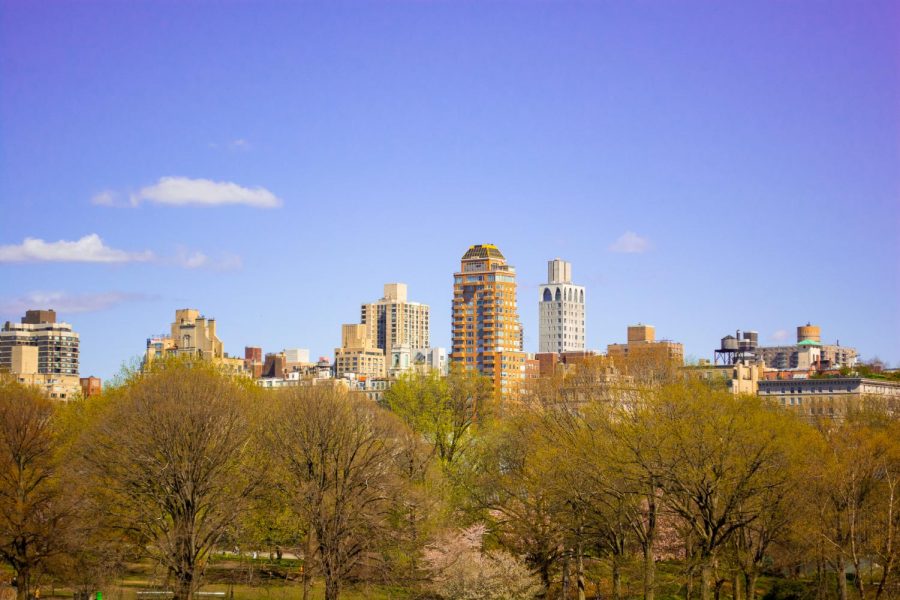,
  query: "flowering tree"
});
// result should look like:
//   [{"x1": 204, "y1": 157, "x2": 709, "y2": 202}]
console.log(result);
[{"x1": 423, "y1": 525, "x2": 542, "y2": 600}]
